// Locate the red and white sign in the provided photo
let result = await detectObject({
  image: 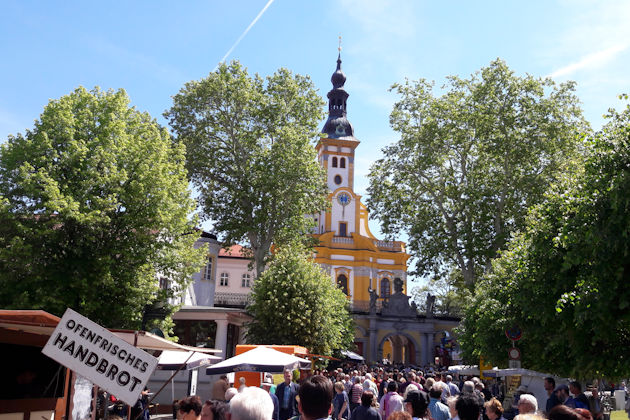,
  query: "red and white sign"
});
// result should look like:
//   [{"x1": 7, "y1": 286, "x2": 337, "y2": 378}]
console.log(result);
[{"x1": 42, "y1": 308, "x2": 158, "y2": 405}]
